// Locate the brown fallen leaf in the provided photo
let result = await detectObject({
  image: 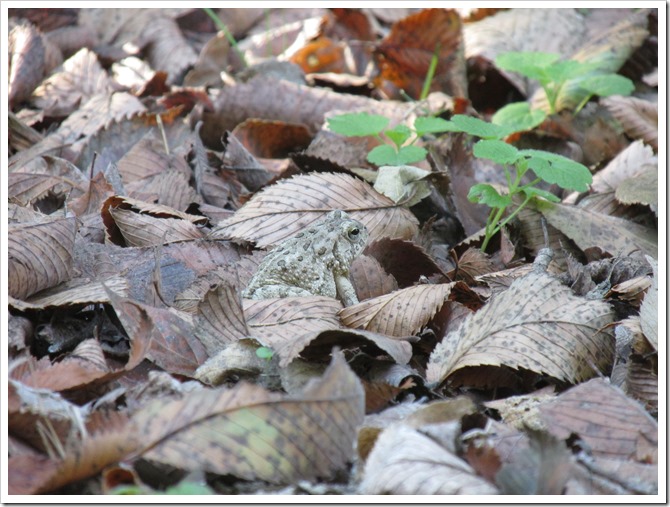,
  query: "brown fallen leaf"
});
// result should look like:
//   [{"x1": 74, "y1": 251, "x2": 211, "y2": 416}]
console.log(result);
[
  {"x1": 602, "y1": 95, "x2": 658, "y2": 151},
  {"x1": 8, "y1": 155, "x2": 89, "y2": 206},
  {"x1": 243, "y1": 296, "x2": 342, "y2": 367},
  {"x1": 211, "y1": 172, "x2": 419, "y2": 246},
  {"x1": 9, "y1": 21, "x2": 46, "y2": 109},
  {"x1": 359, "y1": 423, "x2": 499, "y2": 494},
  {"x1": 339, "y1": 283, "x2": 465, "y2": 337},
  {"x1": 8, "y1": 216, "x2": 77, "y2": 300},
  {"x1": 31, "y1": 47, "x2": 113, "y2": 117},
  {"x1": 195, "y1": 283, "x2": 249, "y2": 356},
  {"x1": 374, "y1": 8, "x2": 467, "y2": 100},
  {"x1": 135, "y1": 349, "x2": 364, "y2": 484},
  {"x1": 538, "y1": 377, "x2": 657, "y2": 464},
  {"x1": 231, "y1": 119, "x2": 312, "y2": 159},
  {"x1": 427, "y1": 267, "x2": 616, "y2": 387},
  {"x1": 639, "y1": 256, "x2": 658, "y2": 351},
  {"x1": 101, "y1": 196, "x2": 207, "y2": 247},
  {"x1": 534, "y1": 199, "x2": 657, "y2": 260}
]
